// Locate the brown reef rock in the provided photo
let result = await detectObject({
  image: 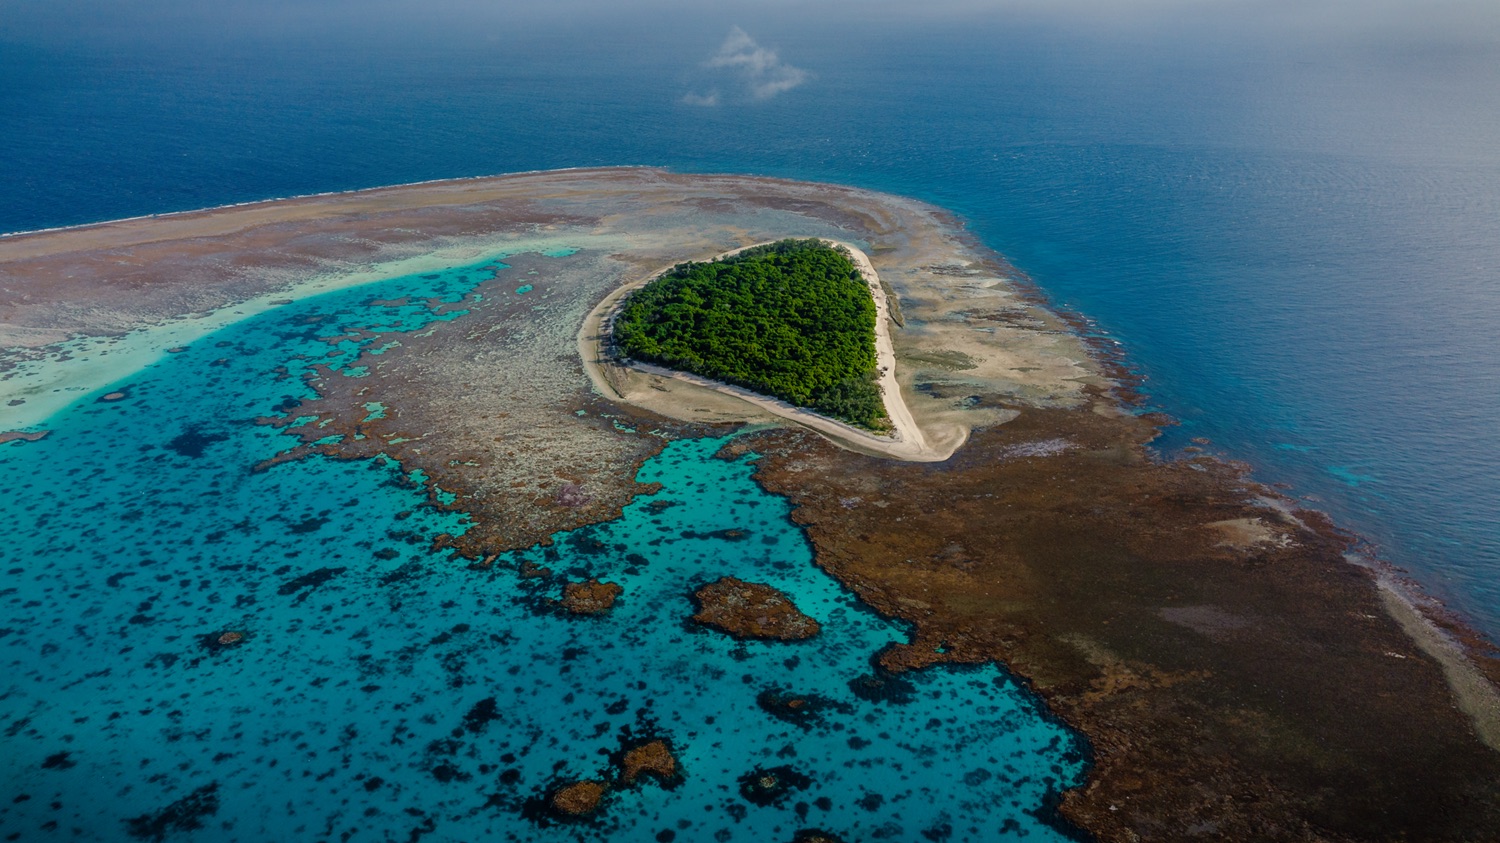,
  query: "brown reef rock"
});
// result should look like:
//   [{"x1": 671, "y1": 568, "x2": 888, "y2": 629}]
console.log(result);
[
  {"x1": 737, "y1": 410, "x2": 1500, "y2": 842},
  {"x1": 547, "y1": 780, "x2": 606, "y2": 818},
  {"x1": 0, "y1": 430, "x2": 48, "y2": 444},
  {"x1": 691, "y1": 577, "x2": 820, "y2": 641},
  {"x1": 620, "y1": 739, "x2": 678, "y2": 787},
  {"x1": 559, "y1": 578, "x2": 623, "y2": 615}
]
